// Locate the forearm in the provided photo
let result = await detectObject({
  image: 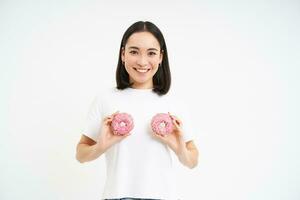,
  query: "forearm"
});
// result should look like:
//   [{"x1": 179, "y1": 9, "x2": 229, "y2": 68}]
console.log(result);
[
  {"x1": 175, "y1": 140, "x2": 198, "y2": 169},
  {"x1": 76, "y1": 143, "x2": 106, "y2": 163}
]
